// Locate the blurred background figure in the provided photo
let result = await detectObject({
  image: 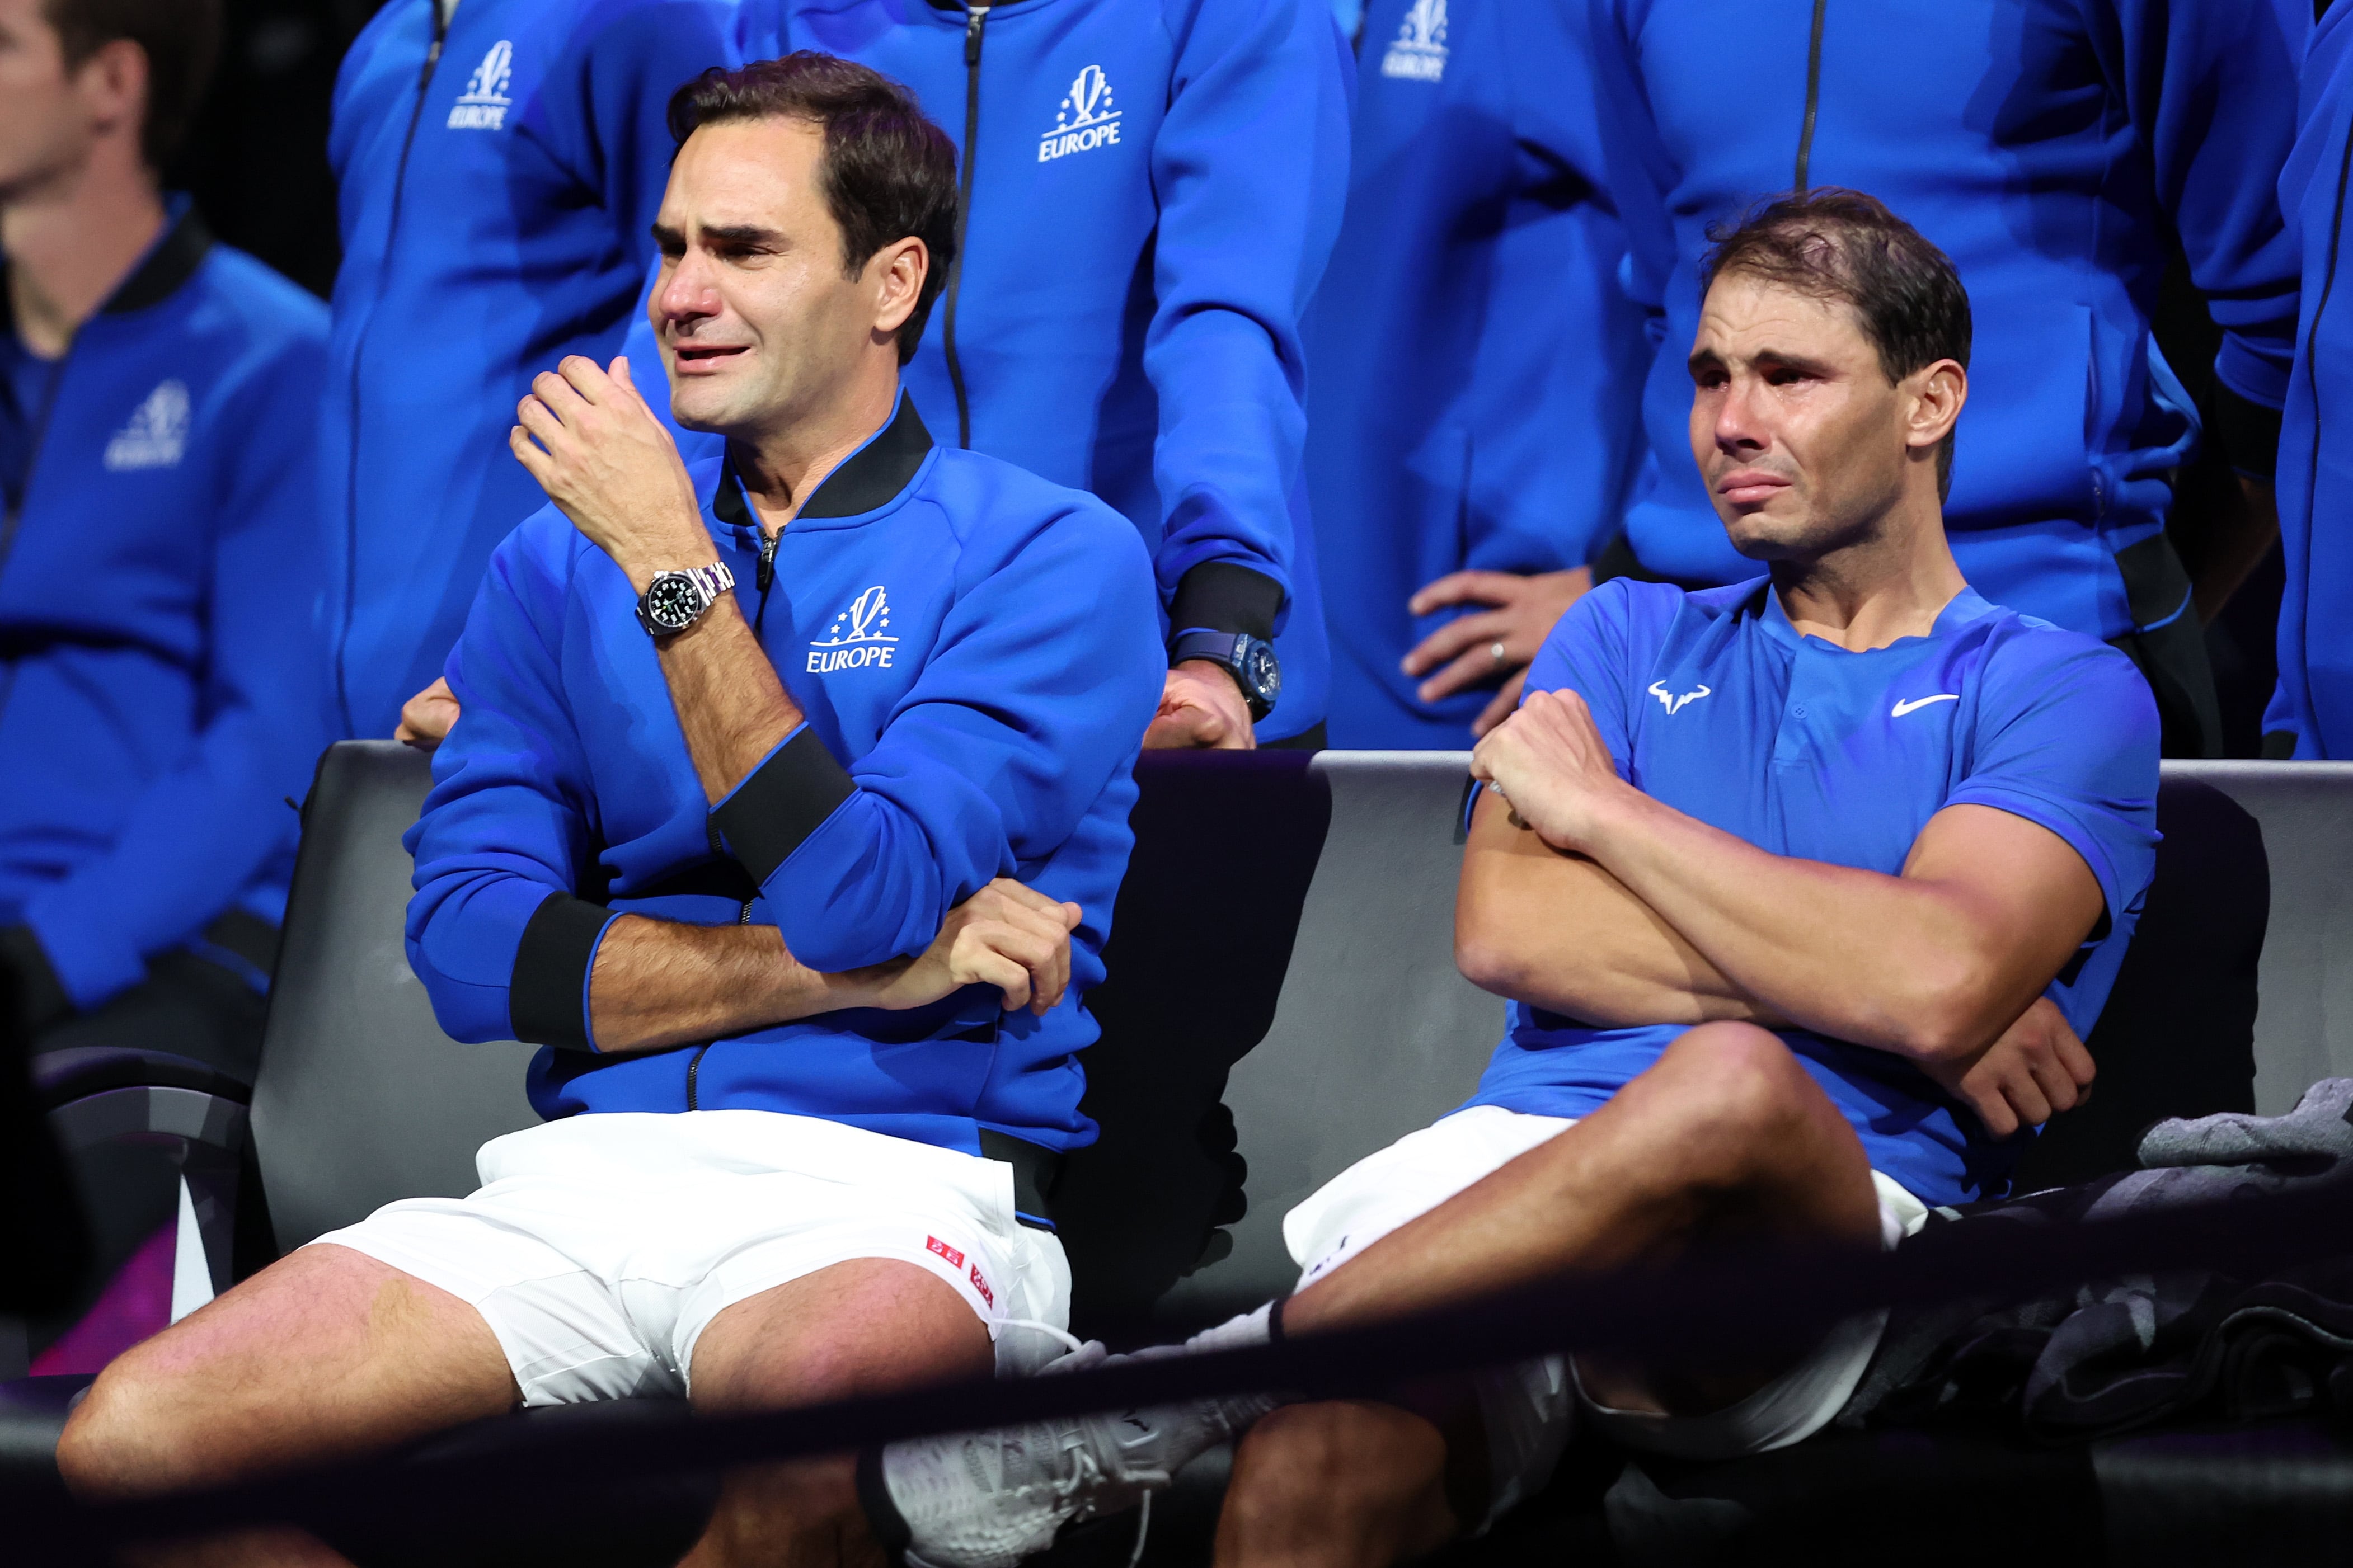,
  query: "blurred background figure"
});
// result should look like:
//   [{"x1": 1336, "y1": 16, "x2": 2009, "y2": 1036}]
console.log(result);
[
  {"x1": 1589, "y1": 0, "x2": 2308, "y2": 759},
  {"x1": 1307, "y1": 0, "x2": 1649, "y2": 747},
  {"x1": 634, "y1": 0, "x2": 1351, "y2": 750},
  {"x1": 0, "y1": 0, "x2": 329, "y2": 1361},
  {"x1": 2267, "y1": 0, "x2": 2353, "y2": 759},
  {"x1": 325, "y1": 0, "x2": 731, "y2": 745}
]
